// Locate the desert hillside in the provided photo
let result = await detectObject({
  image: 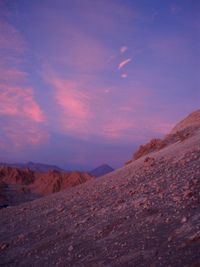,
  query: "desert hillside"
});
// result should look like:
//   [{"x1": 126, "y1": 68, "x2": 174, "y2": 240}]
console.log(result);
[{"x1": 0, "y1": 110, "x2": 200, "y2": 267}]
